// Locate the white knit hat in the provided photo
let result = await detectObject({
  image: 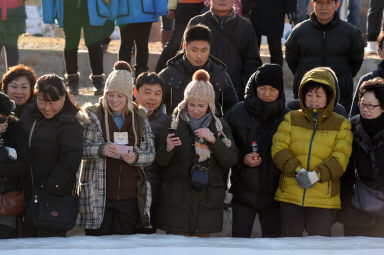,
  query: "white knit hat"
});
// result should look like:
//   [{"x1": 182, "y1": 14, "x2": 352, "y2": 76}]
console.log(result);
[
  {"x1": 171, "y1": 69, "x2": 231, "y2": 148},
  {"x1": 102, "y1": 61, "x2": 139, "y2": 147}
]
